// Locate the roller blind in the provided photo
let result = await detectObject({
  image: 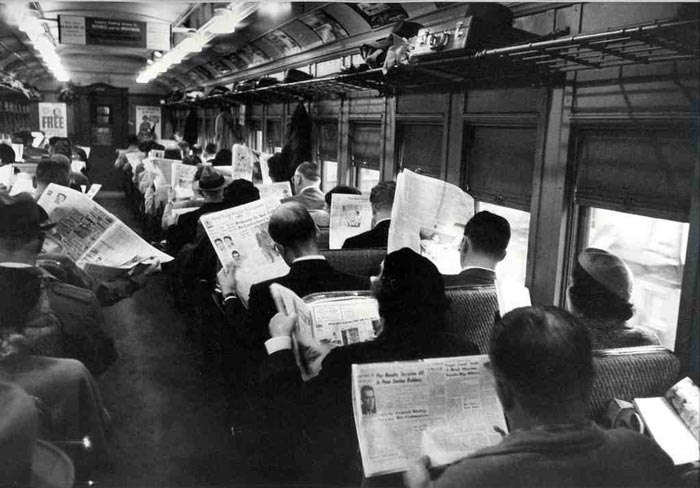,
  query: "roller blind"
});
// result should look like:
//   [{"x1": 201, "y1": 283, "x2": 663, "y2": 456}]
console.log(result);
[
  {"x1": 399, "y1": 123, "x2": 443, "y2": 178},
  {"x1": 466, "y1": 126, "x2": 536, "y2": 211},
  {"x1": 575, "y1": 127, "x2": 694, "y2": 222},
  {"x1": 350, "y1": 123, "x2": 381, "y2": 169},
  {"x1": 318, "y1": 122, "x2": 338, "y2": 161}
]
